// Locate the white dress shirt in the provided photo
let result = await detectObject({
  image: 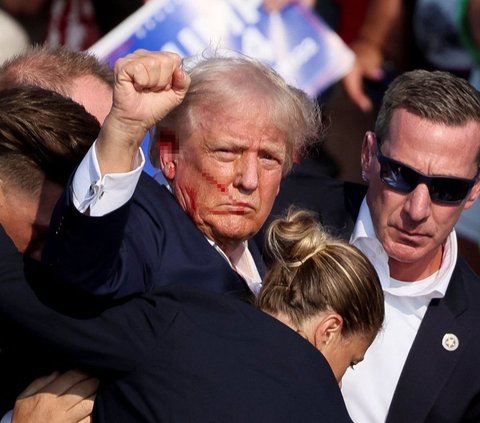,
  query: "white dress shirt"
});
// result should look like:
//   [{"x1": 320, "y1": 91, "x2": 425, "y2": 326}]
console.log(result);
[
  {"x1": 211, "y1": 240, "x2": 262, "y2": 295},
  {"x1": 341, "y1": 198, "x2": 456, "y2": 423},
  {"x1": 72, "y1": 141, "x2": 144, "y2": 216}
]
